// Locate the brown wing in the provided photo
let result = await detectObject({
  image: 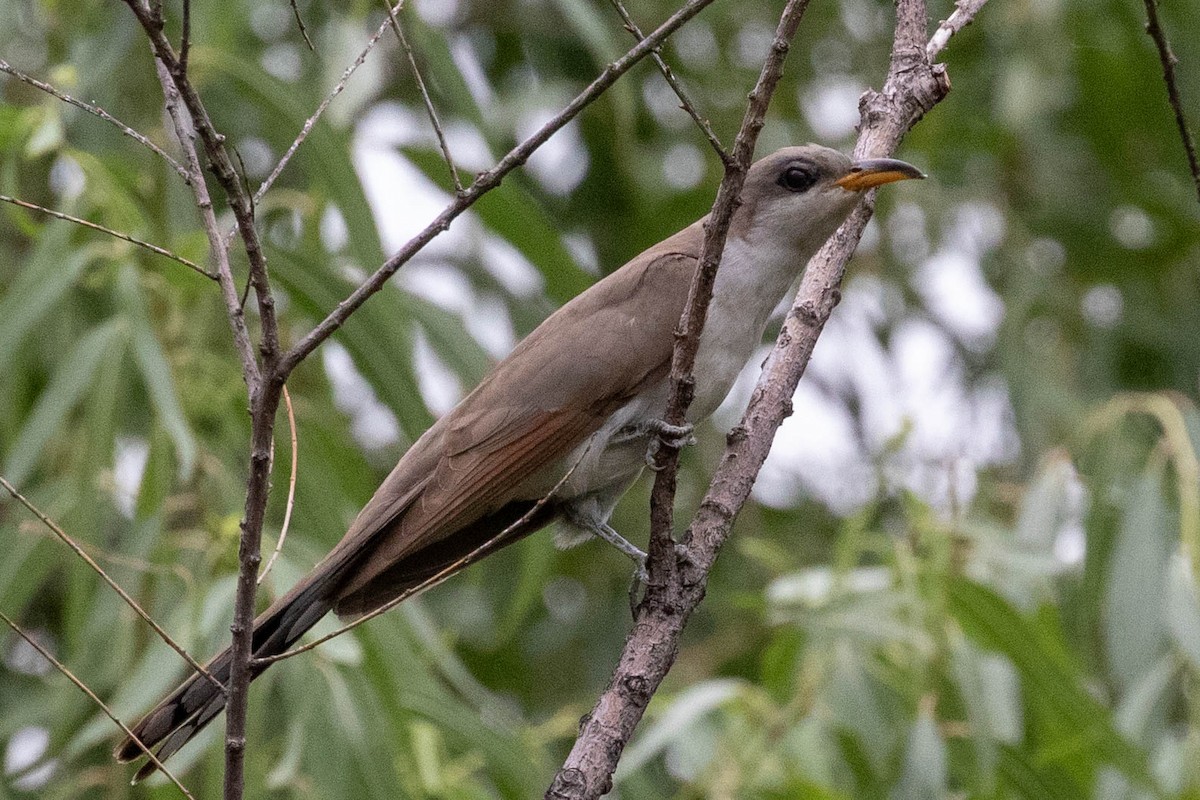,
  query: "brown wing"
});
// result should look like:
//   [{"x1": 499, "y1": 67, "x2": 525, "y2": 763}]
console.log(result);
[{"x1": 330, "y1": 239, "x2": 702, "y2": 612}]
